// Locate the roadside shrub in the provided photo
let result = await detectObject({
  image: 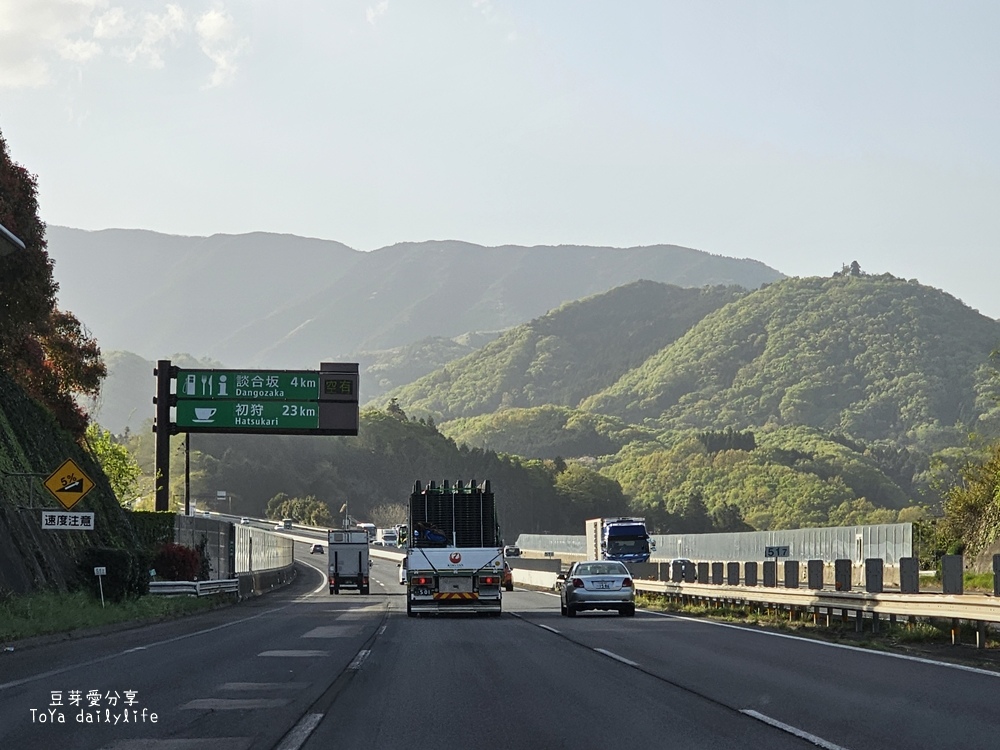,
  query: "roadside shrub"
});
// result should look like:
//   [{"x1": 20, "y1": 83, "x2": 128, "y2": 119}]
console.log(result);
[
  {"x1": 76, "y1": 547, "x2": 150, "y2": 602},
  {"x1": 152, "y1": 542, "x2": 201, "y2": 581},
  {"x1": 128, "y1": 510, "x2": 176, "y2": 551}
]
